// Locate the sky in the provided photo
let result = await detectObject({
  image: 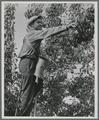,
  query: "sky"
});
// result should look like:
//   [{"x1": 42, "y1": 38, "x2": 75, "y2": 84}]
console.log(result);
[{"x1": 15, "y1": 4, "x2": 27, "y2": 55}]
